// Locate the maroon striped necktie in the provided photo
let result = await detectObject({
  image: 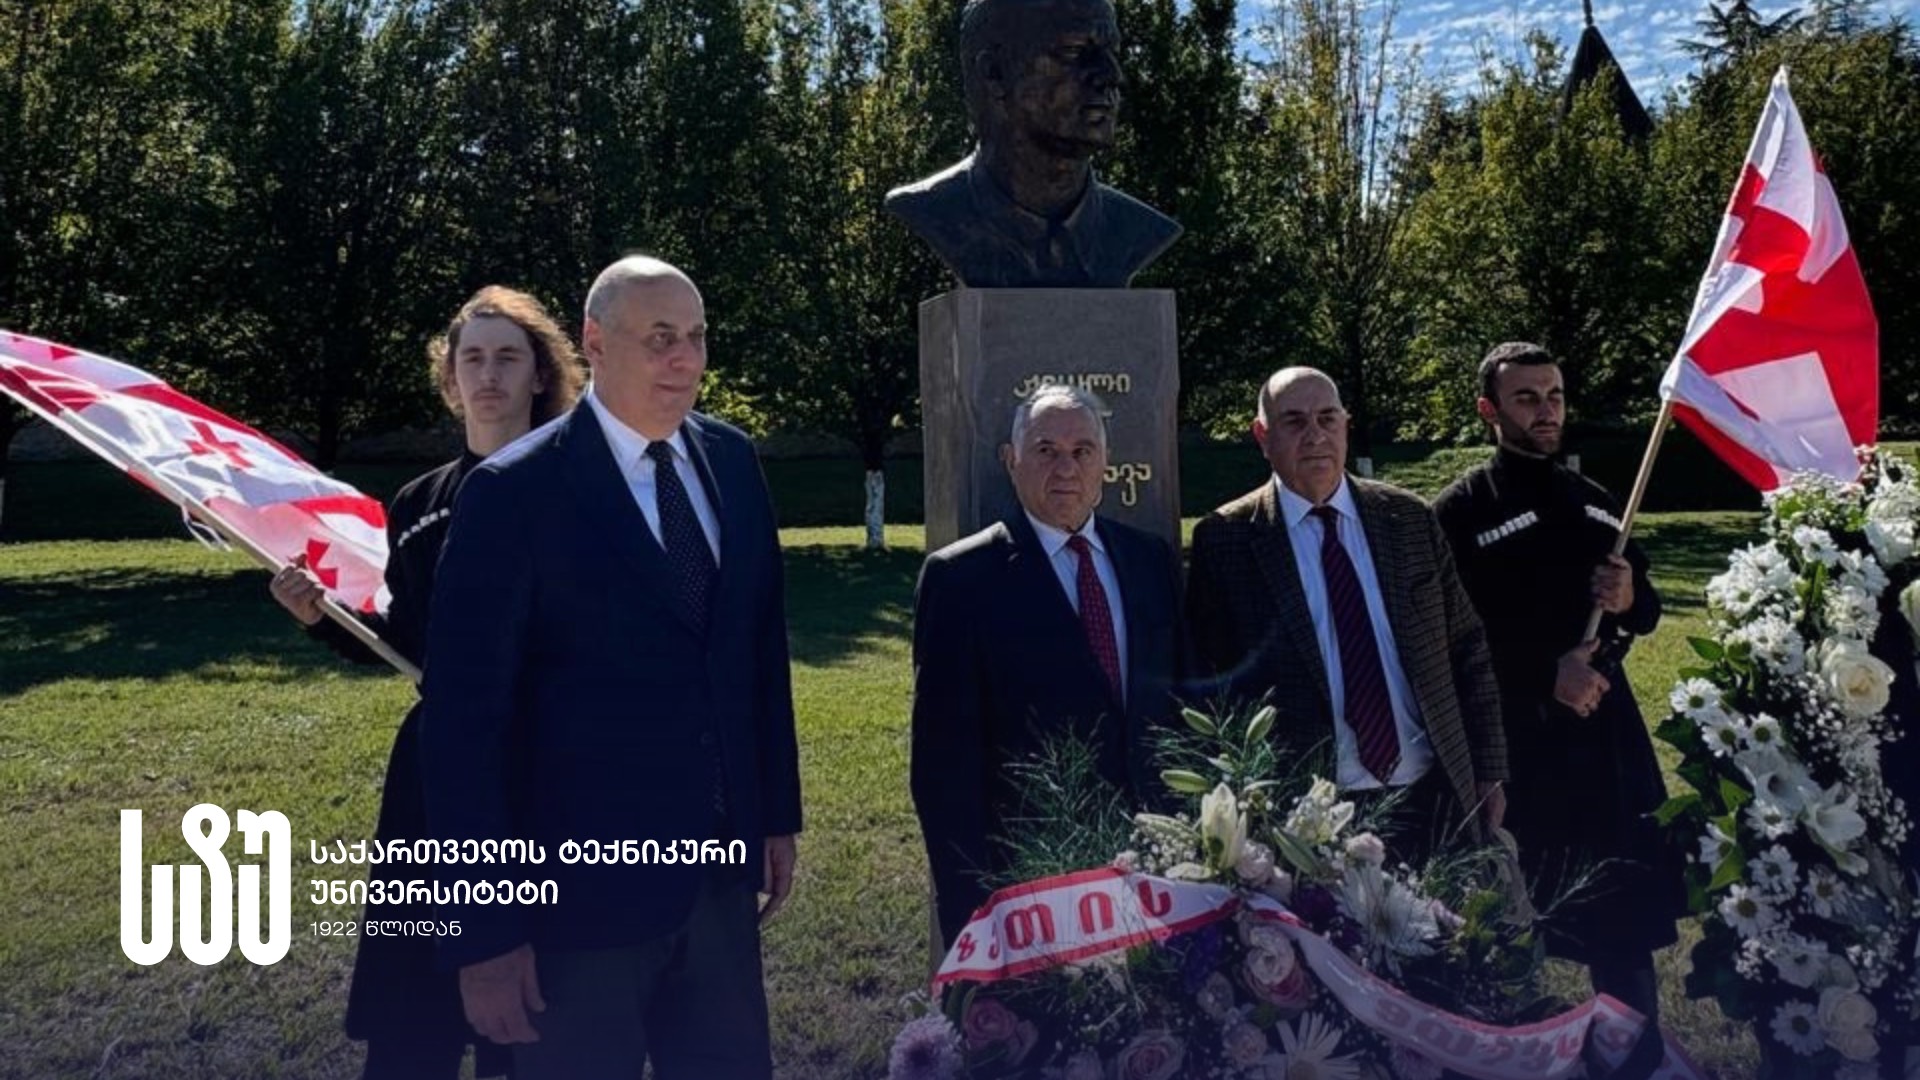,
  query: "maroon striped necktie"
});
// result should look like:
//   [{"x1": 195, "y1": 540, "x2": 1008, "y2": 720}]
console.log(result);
[
  {"x1": 1066, "y1": 535, "x2": 1123, "y2": 703},
  {"x1": 1310, "y1": 505, "x2": 1400, "y2": 782}
]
